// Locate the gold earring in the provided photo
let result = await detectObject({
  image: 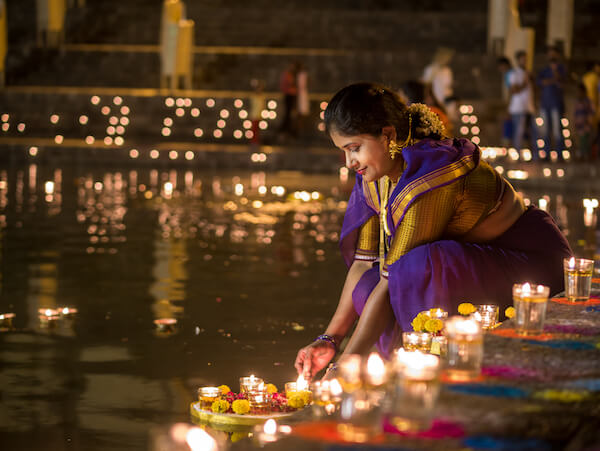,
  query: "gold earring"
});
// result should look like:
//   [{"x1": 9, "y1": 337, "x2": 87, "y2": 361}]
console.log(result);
[{"x1": 388, "y1": 140, "x2": 402, "y2": 159}]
